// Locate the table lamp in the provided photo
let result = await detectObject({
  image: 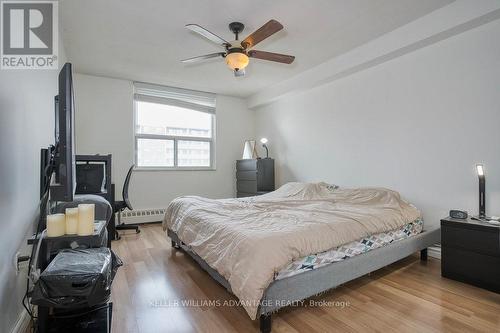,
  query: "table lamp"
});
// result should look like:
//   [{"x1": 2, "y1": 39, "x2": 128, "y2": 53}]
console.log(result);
[
  {"x1": 260, "y1": 138, "x2": 269, "y2": 159},
  {"x1": 476, "y1": 164, "x2": 486, "y2": 219}
]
